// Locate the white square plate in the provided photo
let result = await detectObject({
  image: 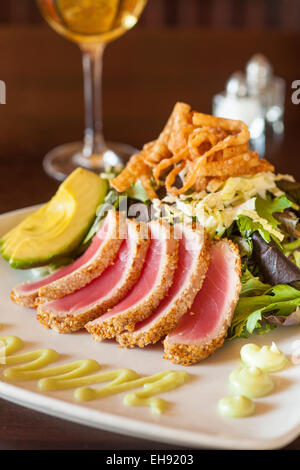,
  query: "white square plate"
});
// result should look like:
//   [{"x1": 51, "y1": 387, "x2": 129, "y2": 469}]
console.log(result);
[{"x1": 0, "y1": 206, "x2": 299, "y2": 450}]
